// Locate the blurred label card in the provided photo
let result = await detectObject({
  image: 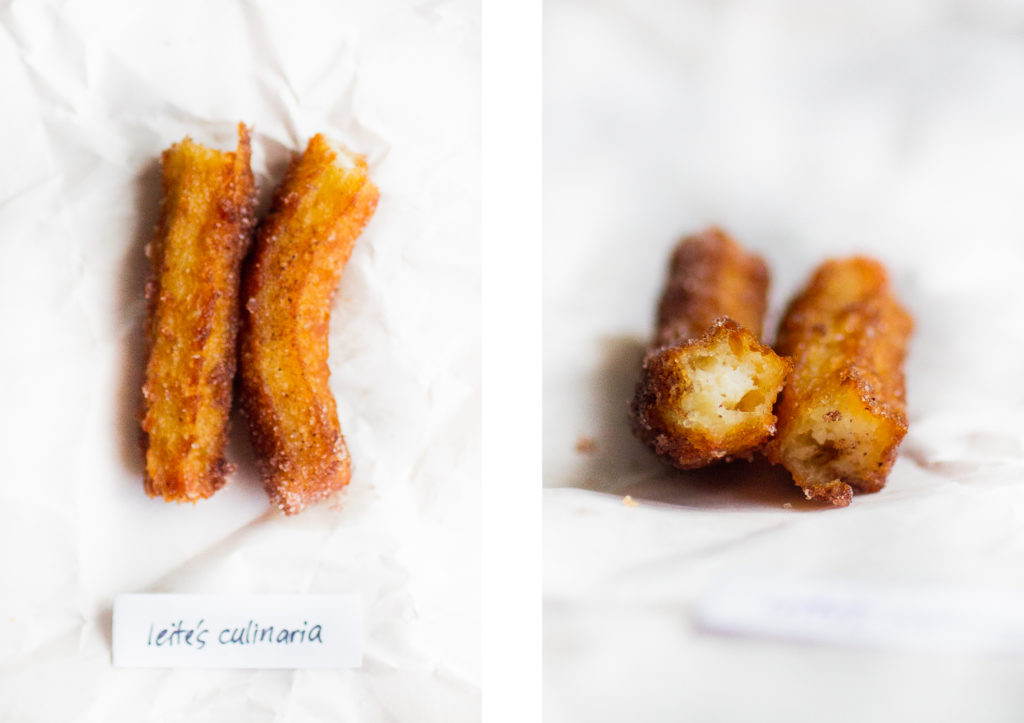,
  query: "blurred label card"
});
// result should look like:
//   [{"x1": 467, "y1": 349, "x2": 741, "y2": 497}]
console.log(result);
[
  {"x1": 694, "y1": 575, "x2": 1024, "y2": 653},
  {"x1": 113, "y1": 594, "x2": 361, "y2": 668}
]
